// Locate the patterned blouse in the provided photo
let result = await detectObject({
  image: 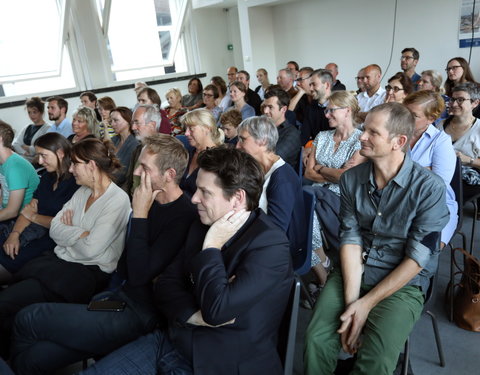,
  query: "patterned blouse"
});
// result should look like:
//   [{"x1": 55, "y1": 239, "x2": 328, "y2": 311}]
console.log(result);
[{"x1": 166, "y1": 107, "x2": 187, "y2": 136}]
